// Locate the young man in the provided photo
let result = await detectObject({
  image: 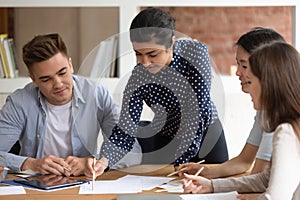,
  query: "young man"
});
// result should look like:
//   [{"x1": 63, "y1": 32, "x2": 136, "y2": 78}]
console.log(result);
[{"x1": 0, "y1": 33, "x2": 141, "y2": 176}]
